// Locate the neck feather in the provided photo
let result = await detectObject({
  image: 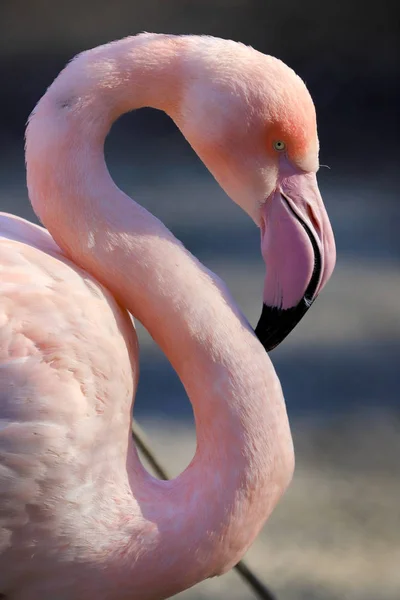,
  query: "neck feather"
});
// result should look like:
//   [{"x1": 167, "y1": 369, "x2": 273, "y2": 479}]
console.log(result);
[{"x1": 25, "y1": 34, "x2": 293, "y2": 594}]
